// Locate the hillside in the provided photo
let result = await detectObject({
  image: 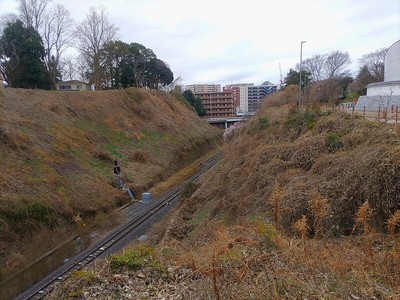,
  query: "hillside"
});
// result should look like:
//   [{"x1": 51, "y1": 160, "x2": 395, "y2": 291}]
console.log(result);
[
  {"x1": 0, "y1": 88, "x2": 221, "y2": 277},
  {"x1": 50, "y1": 89, "x2": 400, "y2": 299}
]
